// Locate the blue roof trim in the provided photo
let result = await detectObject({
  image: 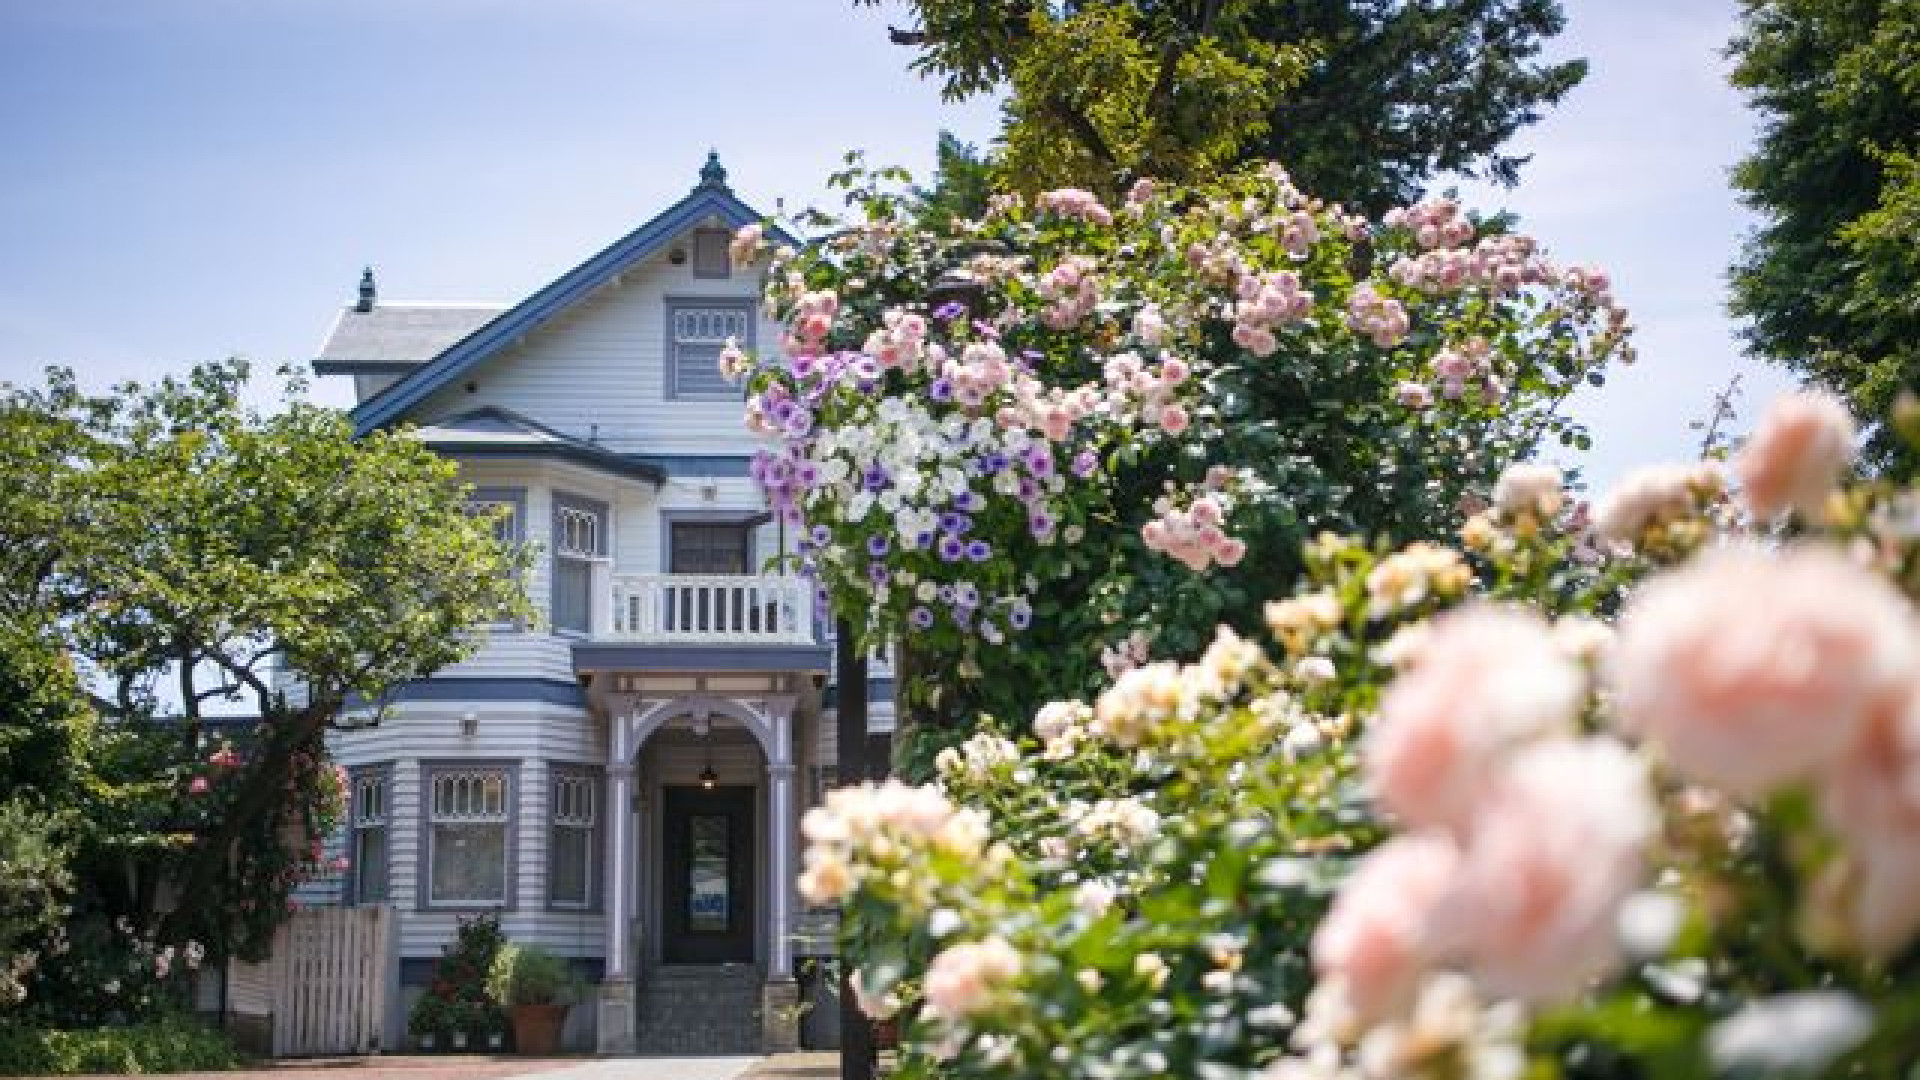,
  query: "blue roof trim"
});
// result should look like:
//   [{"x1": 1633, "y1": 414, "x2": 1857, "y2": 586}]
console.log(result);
[
  {"x1": 352, "y1": 184, "x2": 797, "y2": 436},
  {"x1": 349, "y1": 677, "x2": 589, "y2": 709},
  {"x1": 634, "y1": 455, "x2": 755, "y2": 478},
  {"x1": 572, "y1": 642, "x2": 831, "y2": 673}
]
